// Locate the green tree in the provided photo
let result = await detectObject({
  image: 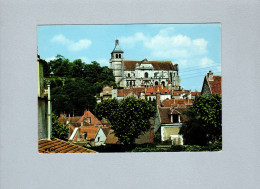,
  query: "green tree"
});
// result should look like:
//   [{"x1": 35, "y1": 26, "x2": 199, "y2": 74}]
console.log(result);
[
  {"x1": 52, "y1": 113, "x2": 69, "y2": 140},
  {"x1": 180, "y1": 94, "x2": 222, "y2": 145},
  {"x1": 94, "y1": 97, "x2": 156, "y2": 149}
]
